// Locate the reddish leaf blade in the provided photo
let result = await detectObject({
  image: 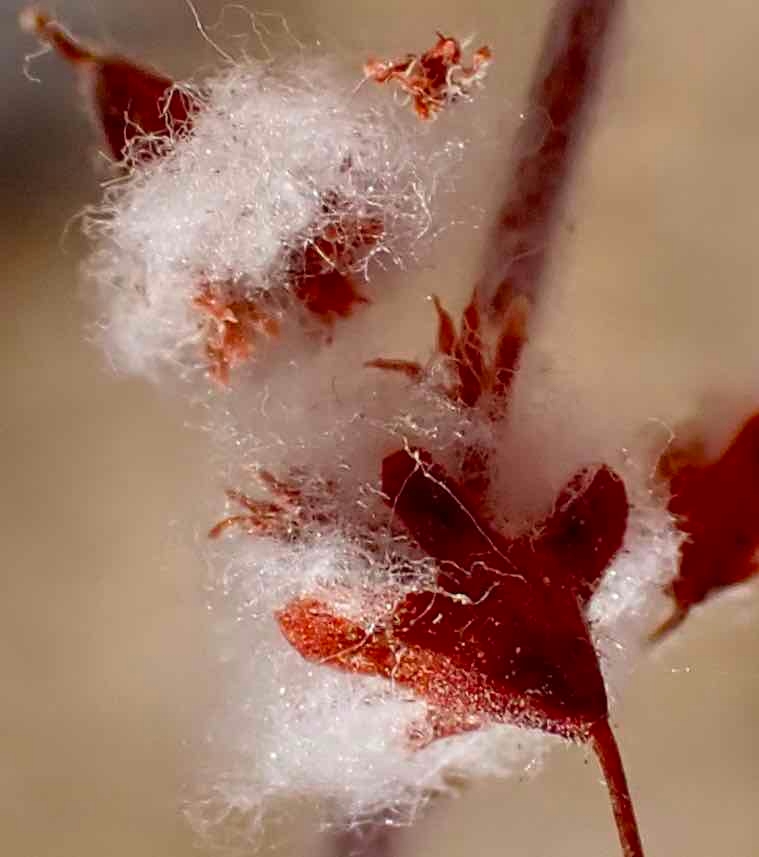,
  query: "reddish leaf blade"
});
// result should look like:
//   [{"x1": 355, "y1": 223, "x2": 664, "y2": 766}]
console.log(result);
[
  {"x1": 93, "y1": 58, "x2": 195, "y2": 160},
  {"x1": 479, "y1": 0, "x2": 621, "y2": 315},
  {"x1": 278, "y1": 593, "x2": 594, "y2": 740},
  {"x1": 277, "y1": 597, "x2": 398, "y2": 677},
  {"x1": 21, "y1": 8, "x2": 197, "y2": 161},
  {"x1": 540, "y1": 464, "x2": 629, "y2": 605},
  {"x1": 382, "y1": 448, "x2": 627, "y2": 600},
  {"x1": 656, "y1": 411, "x2": 759, "y2": 636},
  {"x1": 278, "y1": 447, "x2": 644, "y2": 857},
  {"x1": 382, "y1": 447, "x2": 610, "y2": 726}
]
